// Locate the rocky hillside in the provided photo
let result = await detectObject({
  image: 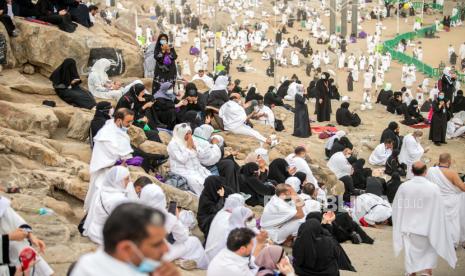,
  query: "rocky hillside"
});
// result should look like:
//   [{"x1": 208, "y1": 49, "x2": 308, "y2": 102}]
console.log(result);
[{"x1": 0, "y1": 15, "x2": 347, "y2": 274}]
